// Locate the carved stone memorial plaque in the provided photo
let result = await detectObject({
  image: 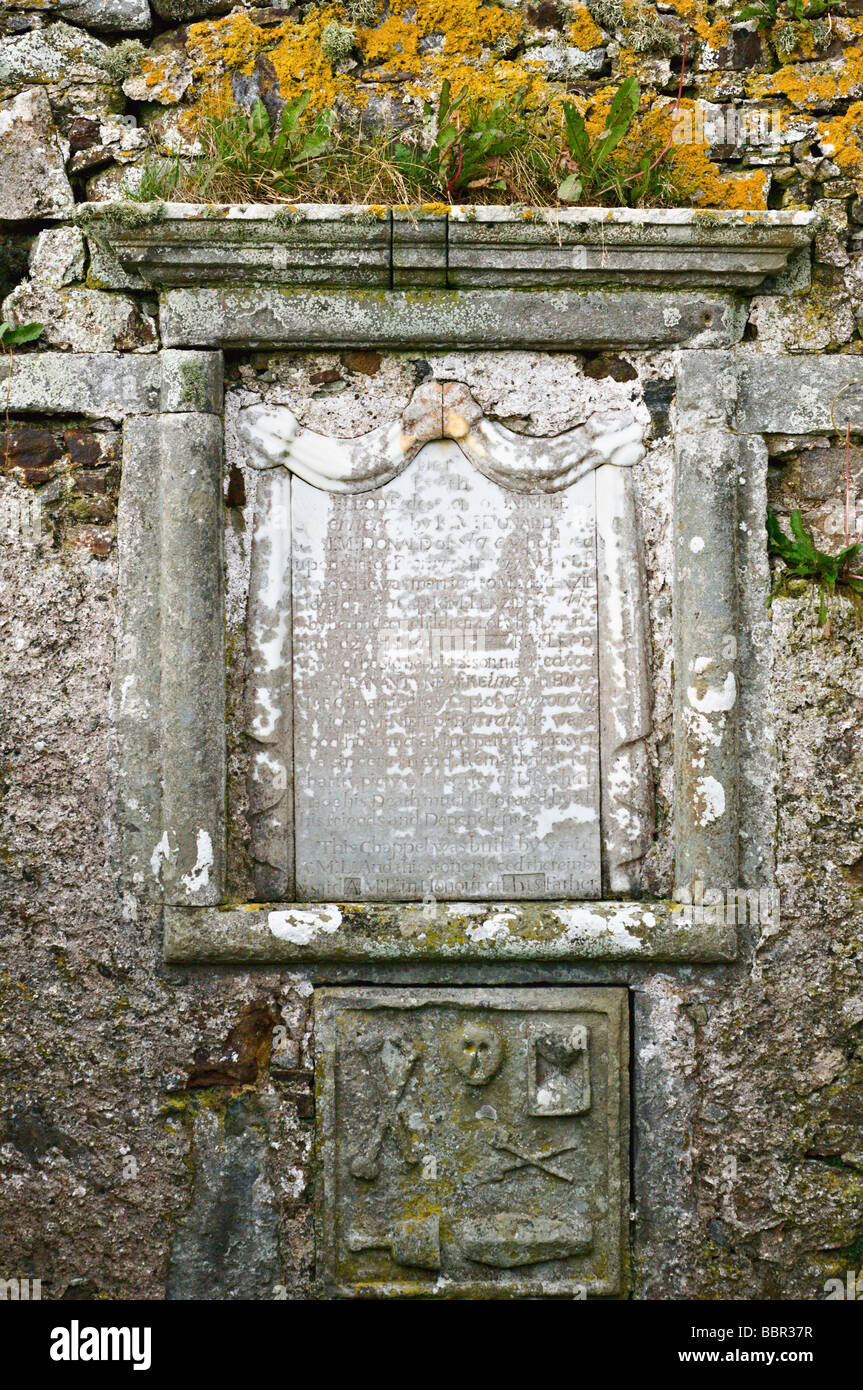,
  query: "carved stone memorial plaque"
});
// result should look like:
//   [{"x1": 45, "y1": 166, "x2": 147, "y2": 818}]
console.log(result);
[
  {"x1": 292, "y1": 442, "x2": 601, "y2": 900},
  {"x1": 315, "y1": 986, "x2": 629, "y2": 1298}
]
